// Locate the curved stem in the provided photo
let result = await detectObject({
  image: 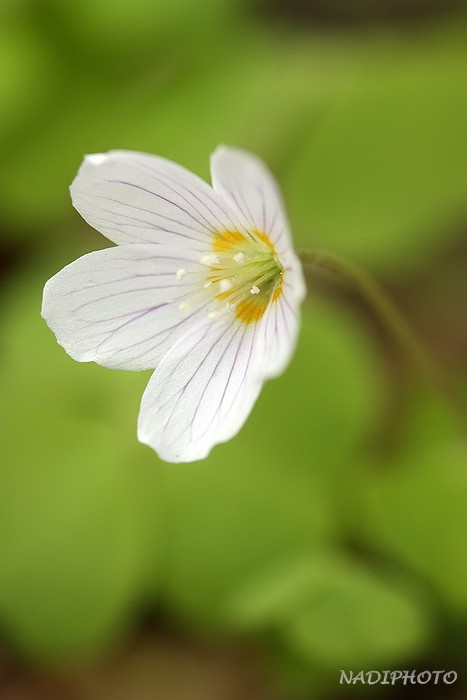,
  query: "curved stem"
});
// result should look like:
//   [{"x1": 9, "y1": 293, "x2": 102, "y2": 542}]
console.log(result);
[{"x1": 299, "y1": 249, "x2": 466, "y2": 427}]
